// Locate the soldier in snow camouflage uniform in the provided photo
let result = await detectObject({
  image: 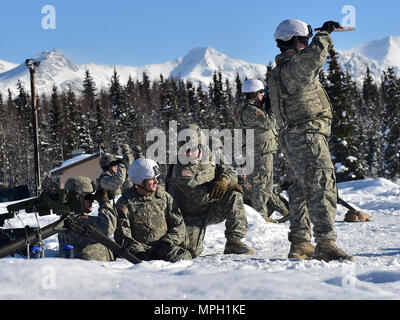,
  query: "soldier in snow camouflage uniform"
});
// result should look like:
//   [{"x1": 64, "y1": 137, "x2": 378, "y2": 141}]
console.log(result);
[
  {"x1": 268, "y1": 19, "x2": 354, "y2": 262},
  {"x1": 58, "y1": 176, "x2": 117, "y2": 261},
  {"x1": 167, "y1": 124, "x2": 253, "y2": 258},
  {"x1": 115, "y1": 159, "x2": 192, "y2": 262},
  {"x1": 97, "y1": 153, "x2": 126, "y2": 196},
  {"x1": 239, "y1": 79, "x2": 289, "y2": 223}
]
